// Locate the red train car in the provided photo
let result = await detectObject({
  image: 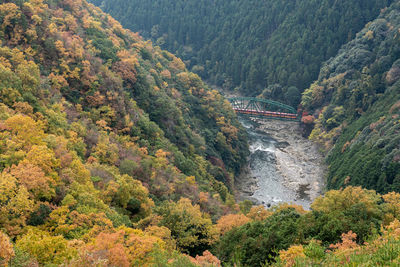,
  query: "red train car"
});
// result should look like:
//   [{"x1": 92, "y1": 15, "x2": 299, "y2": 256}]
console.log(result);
[{"x1": 233, "y1": 108, "x2": 297, "y2": 119}]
